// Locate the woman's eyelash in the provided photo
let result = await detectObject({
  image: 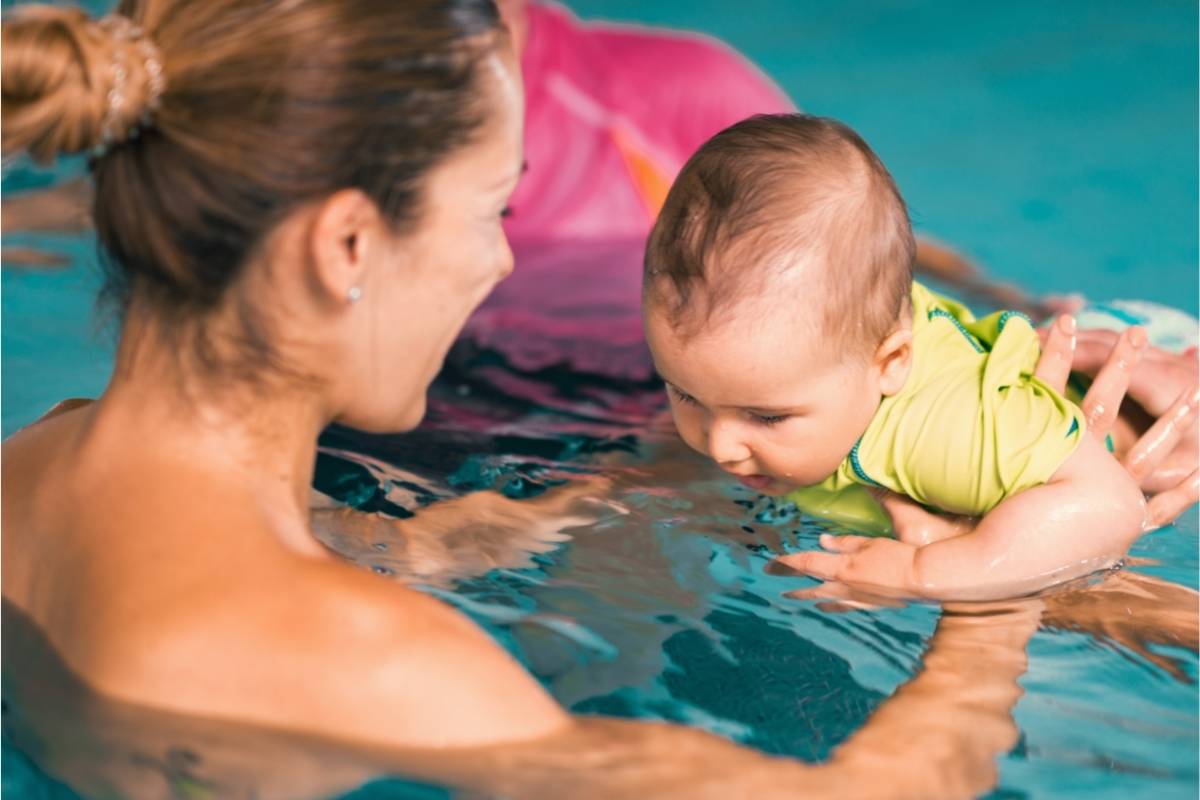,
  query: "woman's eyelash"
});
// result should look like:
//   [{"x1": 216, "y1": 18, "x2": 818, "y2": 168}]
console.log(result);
[{"x1": 753, "y1": 413, "x2": 789, "y2": 427}]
